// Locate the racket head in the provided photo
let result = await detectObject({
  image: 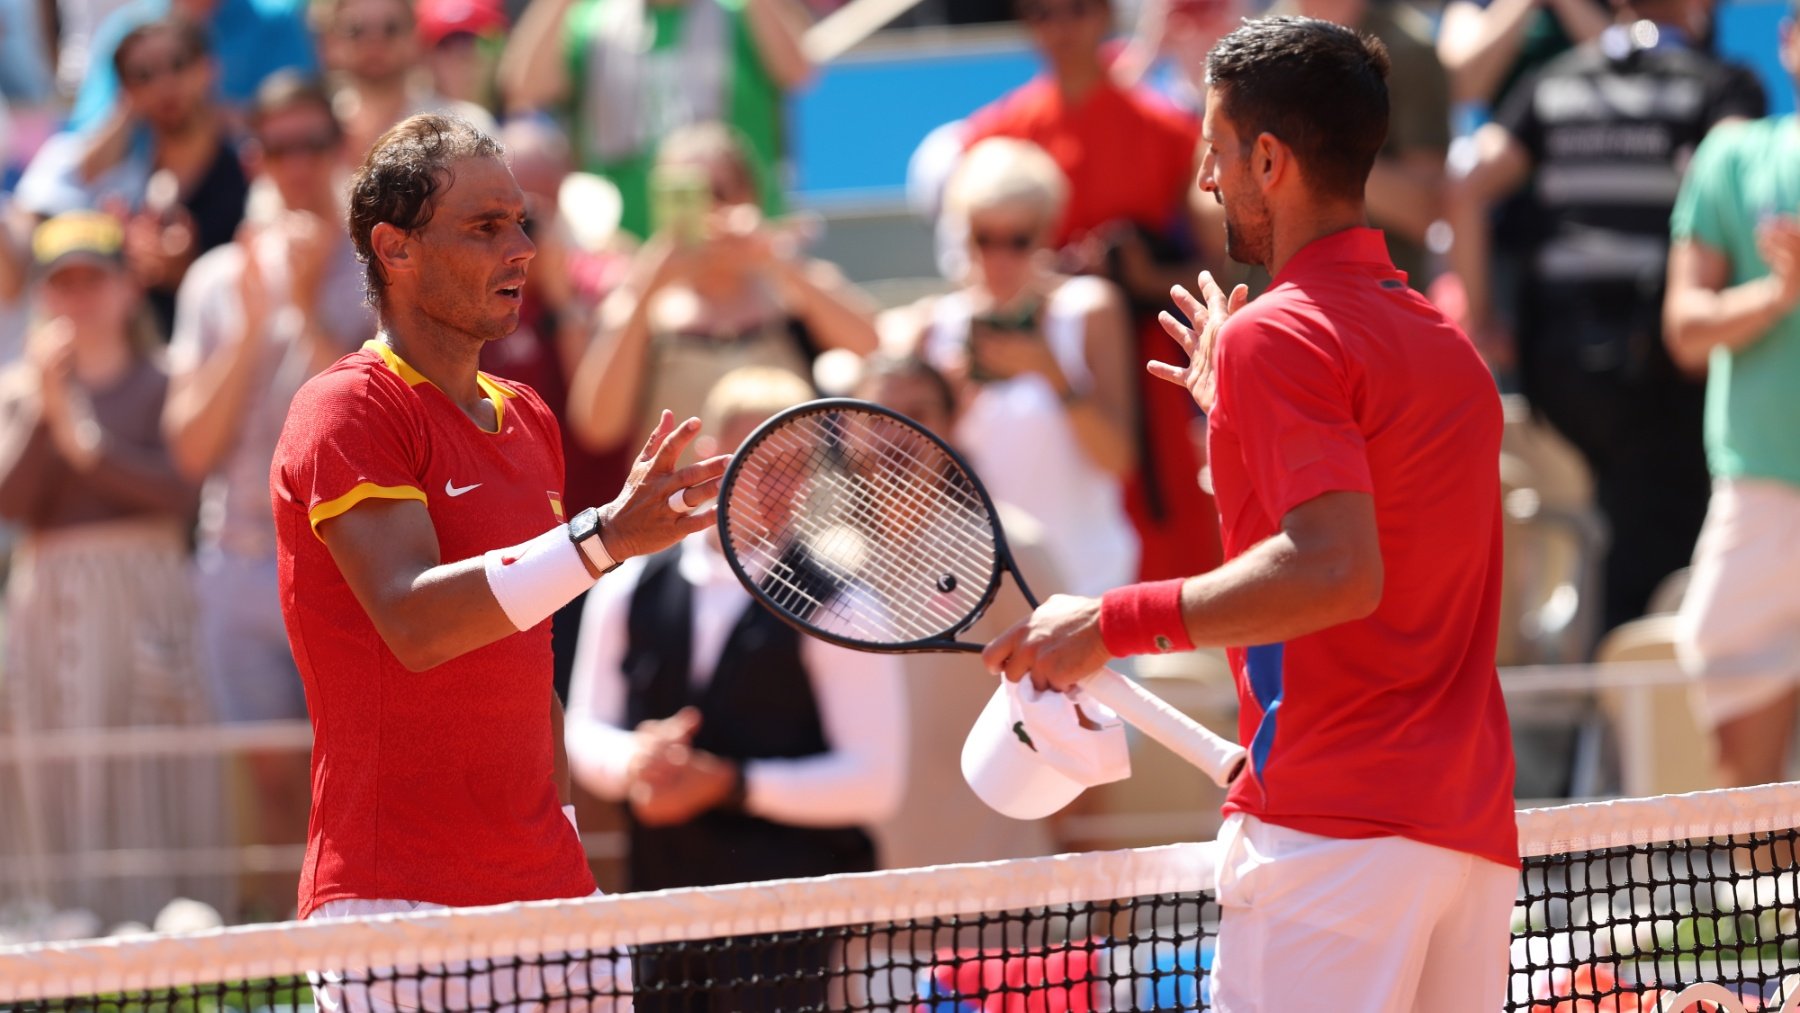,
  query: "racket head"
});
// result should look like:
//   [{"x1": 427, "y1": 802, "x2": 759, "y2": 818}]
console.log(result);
[{"x1": 716, "y1": 398, "x2": 1017, "y2": 653}]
